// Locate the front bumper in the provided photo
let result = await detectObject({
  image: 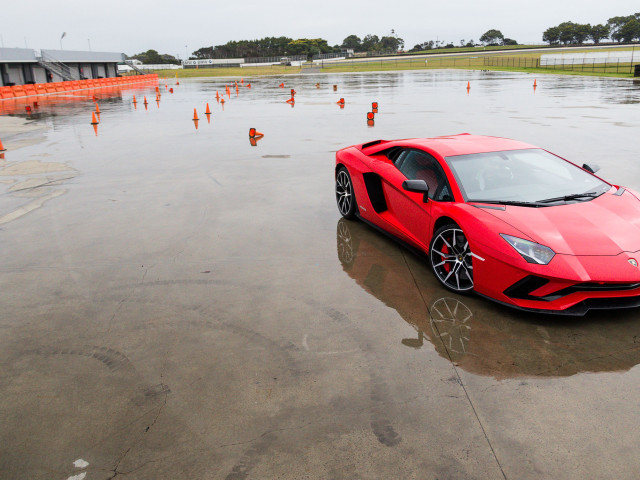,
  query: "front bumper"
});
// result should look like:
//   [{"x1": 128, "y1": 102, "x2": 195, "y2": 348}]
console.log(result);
[{"x1": 472, "y1": 244, "x2": 640, "y2": 315}]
